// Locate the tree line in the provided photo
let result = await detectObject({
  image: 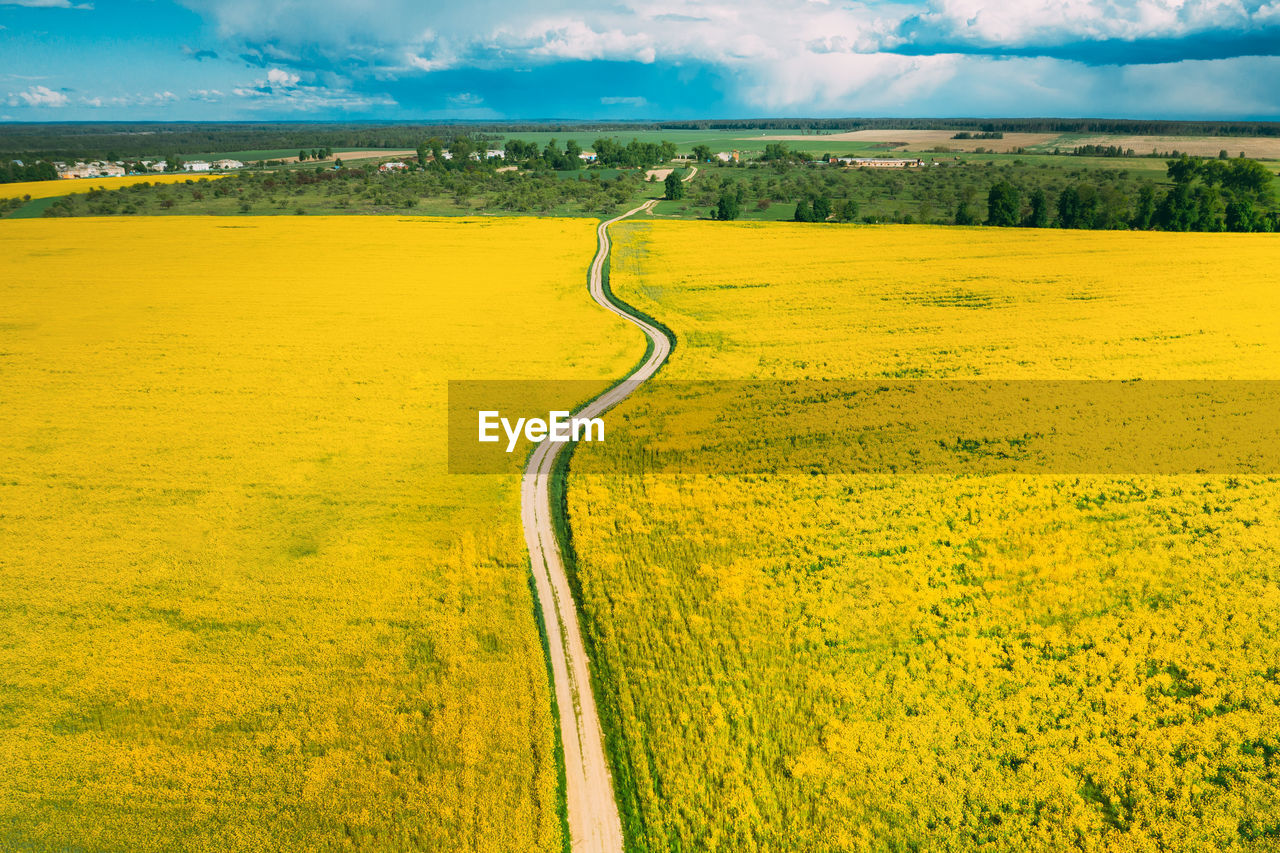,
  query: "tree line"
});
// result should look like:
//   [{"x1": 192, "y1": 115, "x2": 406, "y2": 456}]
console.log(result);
[
  {"x1": 711, "y1": 154, "x2": 1278, "y2": 231},
  {"x1": 2, "y1": 160, "x2": 58, "y2": 184},
  {"x1": 403, "y1": 134, "x2": 677, "y2": 173},
  {"x1": 35, "y1": 156, "x2": 650, "y2": 218},
  {"x1": 977, "y1": 156, "x2": 1278, "y2": 232}
]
